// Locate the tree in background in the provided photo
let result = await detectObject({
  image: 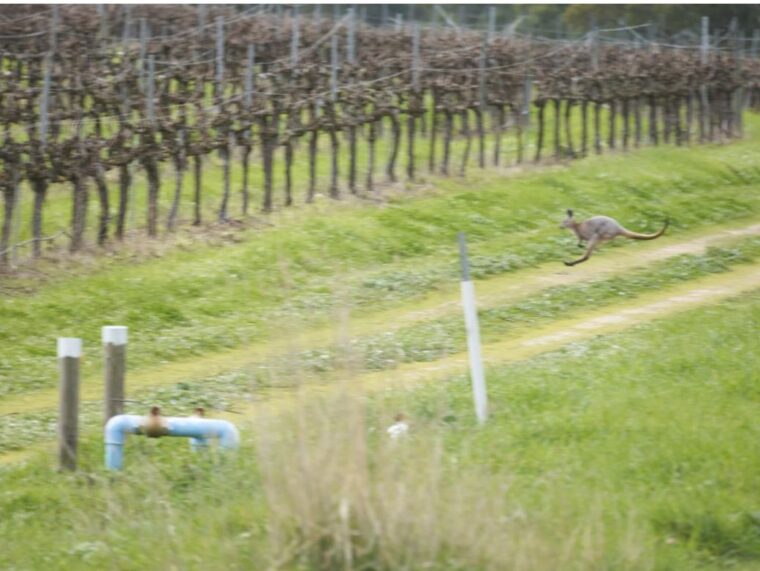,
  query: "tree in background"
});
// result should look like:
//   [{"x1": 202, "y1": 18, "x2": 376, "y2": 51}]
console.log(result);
[{"x1": 563, "y1": 4, "x2": 760, "y2": 37}]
